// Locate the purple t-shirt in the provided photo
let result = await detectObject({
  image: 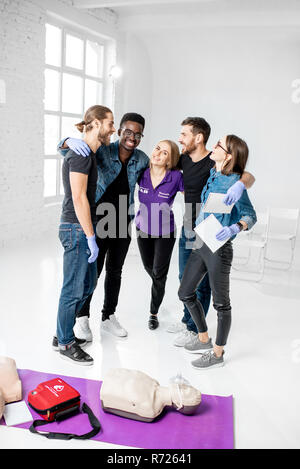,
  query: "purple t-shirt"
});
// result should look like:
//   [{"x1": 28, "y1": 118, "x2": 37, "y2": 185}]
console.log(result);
[{"x1": 135, "y1": 168, "x2": 184, "y2": 236}]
